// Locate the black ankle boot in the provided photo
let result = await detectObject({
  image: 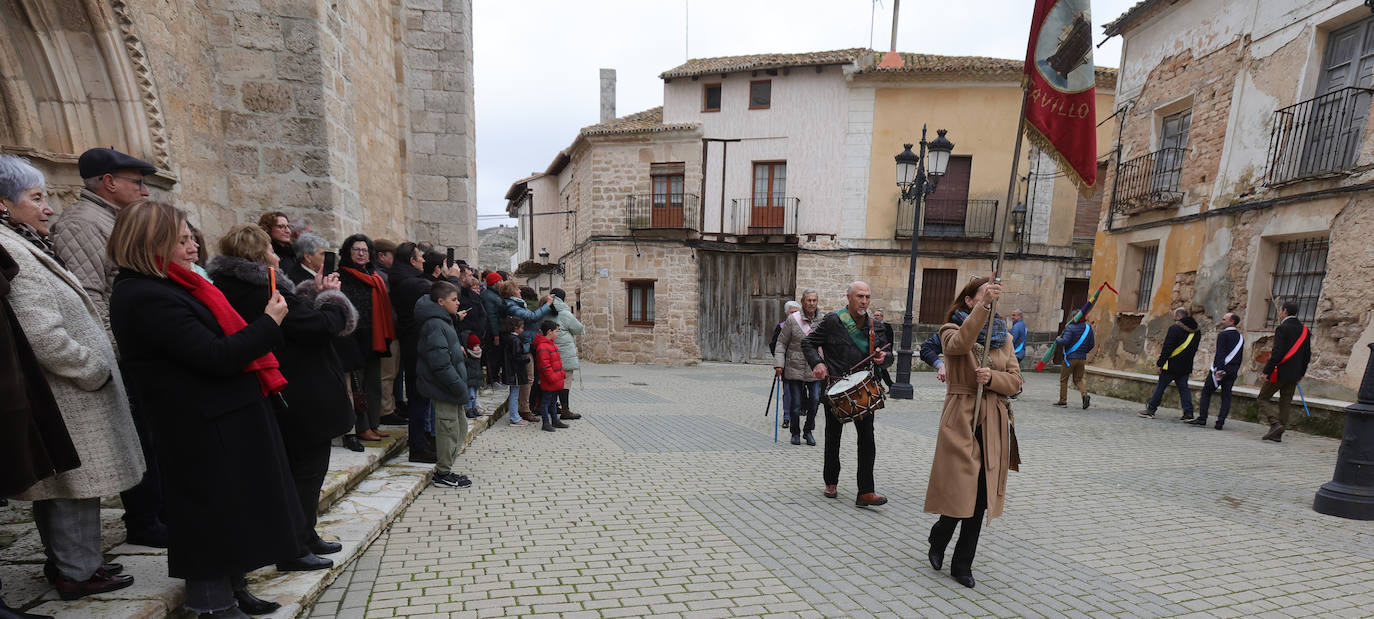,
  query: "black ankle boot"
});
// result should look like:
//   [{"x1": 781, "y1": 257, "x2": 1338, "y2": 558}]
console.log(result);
[
  {"x1": 233, "y1": 588, "x2": 281, "y2": 615},
  {"x1": 541, "y1": 420, "x2": 555, "y2": 432},
  {"x1": 552, "y1": 419, "x2": 569, "y2": 429}
]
